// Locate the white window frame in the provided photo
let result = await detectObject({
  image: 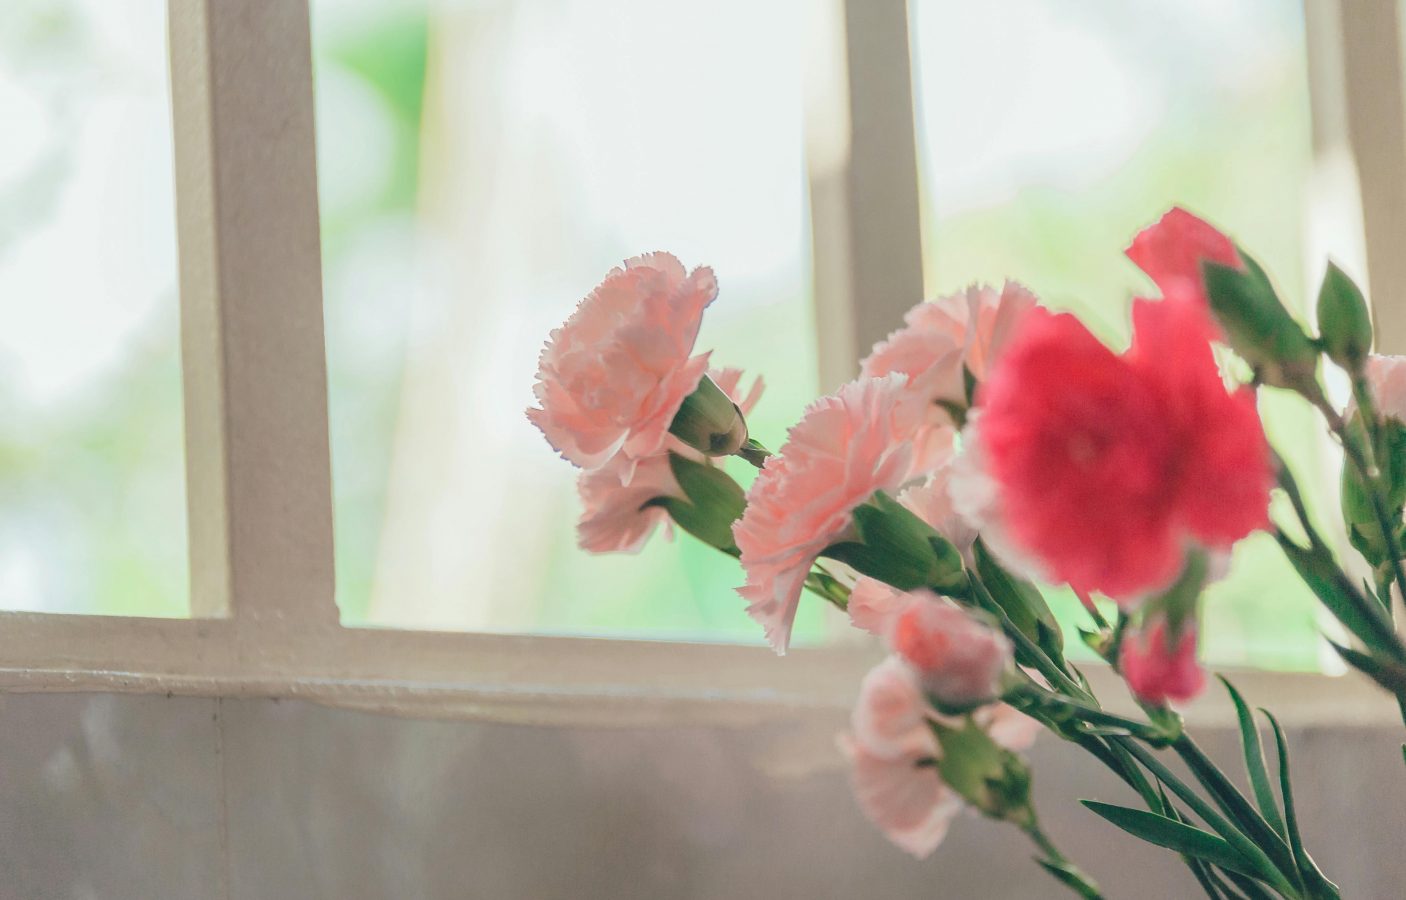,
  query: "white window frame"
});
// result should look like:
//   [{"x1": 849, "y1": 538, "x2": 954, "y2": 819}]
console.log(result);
[{"x1": 0, "y1": 0, "x2": 1396, "y2": 729}]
